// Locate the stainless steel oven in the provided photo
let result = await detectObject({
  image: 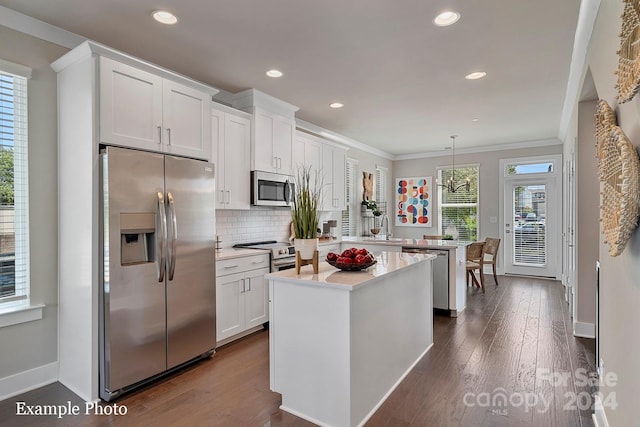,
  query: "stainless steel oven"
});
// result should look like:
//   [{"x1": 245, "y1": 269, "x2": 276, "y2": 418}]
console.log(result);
[
  {"x1": 233, "y1": 241, "x2": 296, "y2": 271},
  {"x1": 251, "y1": 171, "x2": 294, "y2": 207}
]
